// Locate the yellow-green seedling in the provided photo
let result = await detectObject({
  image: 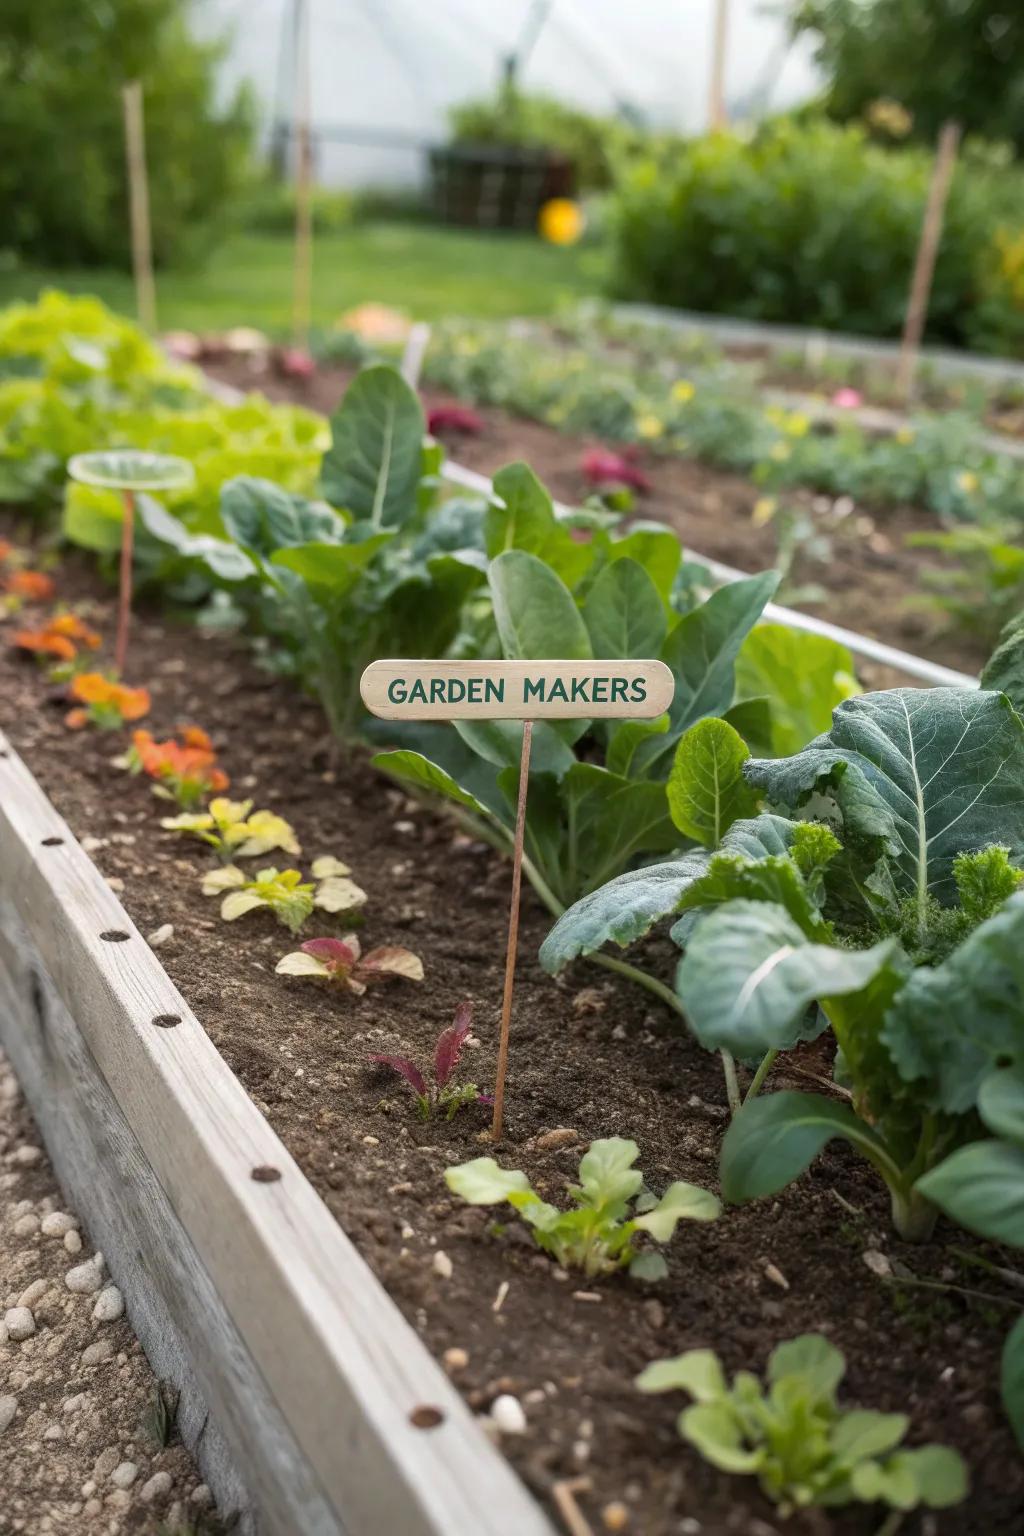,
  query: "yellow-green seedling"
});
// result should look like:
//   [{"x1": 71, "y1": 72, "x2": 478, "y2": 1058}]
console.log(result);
[
  {"x1": 637, "y1": 1335, "x2": 967, "y2": 1519},
  {"x1": 445, "y1": 1136, "x2": 719, "y2": 1281},
  {"x1": 202, "y1": 865, "x2": 315, "y2": 933},
  {"x1": 161, "y1": 797, "x2": 300, "y2": 861}
]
